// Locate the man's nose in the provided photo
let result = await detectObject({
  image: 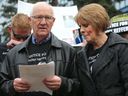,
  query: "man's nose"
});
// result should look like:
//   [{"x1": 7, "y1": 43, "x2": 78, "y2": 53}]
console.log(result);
[{"x1": 40, "y1": 18, "x2": 47, "y2": 24}]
